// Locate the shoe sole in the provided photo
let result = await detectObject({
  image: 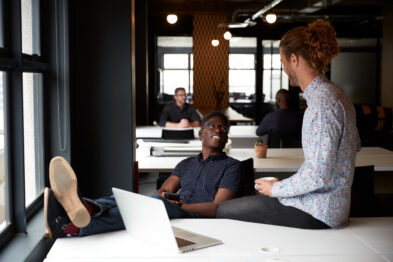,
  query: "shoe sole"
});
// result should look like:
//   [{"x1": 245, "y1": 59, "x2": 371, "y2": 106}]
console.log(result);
[
  {"x1": 44, "y1": 187, "x2": 53, "y2": 239},
  {"x1": 49, "y1": 156, "x2": 91, "y2": 228}
]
